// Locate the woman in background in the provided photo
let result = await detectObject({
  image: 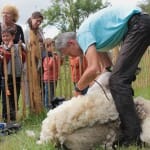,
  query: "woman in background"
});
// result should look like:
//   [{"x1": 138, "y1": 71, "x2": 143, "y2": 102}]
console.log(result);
[
  {"x1": 24, "y1": 11, "x2": 44, "y2": 114},
  {"x1": 0, "y1": 4, "x2": 24, "y2": 43},
  {"x1": 0, "y1": 4, "x2": 25, "y2": 121}
]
